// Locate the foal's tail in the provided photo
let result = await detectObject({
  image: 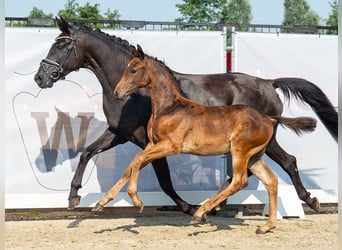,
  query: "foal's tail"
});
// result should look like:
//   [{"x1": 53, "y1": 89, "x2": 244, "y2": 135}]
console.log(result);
[
  {"x1": 273, "y1": 116, "x2": 317, "y2": 136},
  {"x1": 272, "y1": 78, "x2": 337, "y2": 141}
]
